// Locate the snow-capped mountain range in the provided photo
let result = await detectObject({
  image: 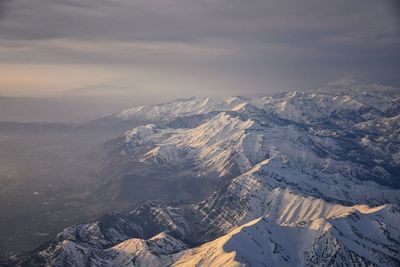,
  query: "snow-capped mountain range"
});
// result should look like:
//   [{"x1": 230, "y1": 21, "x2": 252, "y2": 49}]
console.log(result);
[{"x1": 3, "y1": 82, "x2": 400, "y2": 266}]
